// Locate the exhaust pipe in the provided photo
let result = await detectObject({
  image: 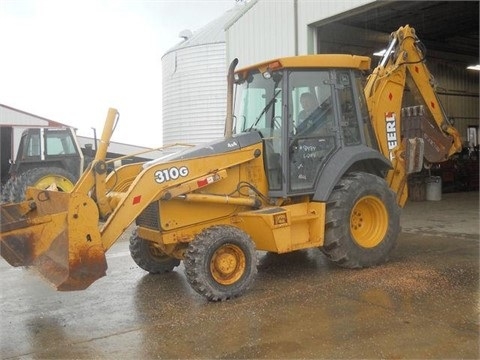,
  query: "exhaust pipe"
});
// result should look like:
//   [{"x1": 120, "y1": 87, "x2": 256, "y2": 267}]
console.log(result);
[{"x1": 224, "y1": 58, "x2": 239, "y2": 138}]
